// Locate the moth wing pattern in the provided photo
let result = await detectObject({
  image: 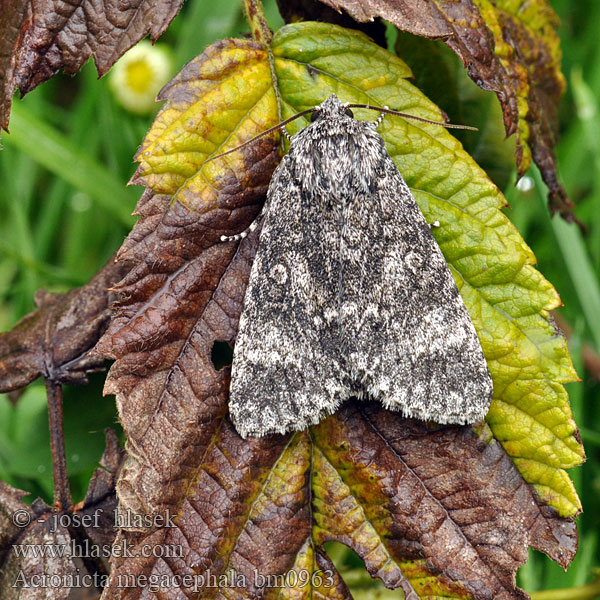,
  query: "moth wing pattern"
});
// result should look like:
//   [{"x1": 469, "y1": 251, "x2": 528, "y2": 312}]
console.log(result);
[
  {"x1": 229, "y1": 95, "x2": 493, "y2": 437},
  {"x1": 229, "y1": 155, "x2": 347, "y2": 438},
  {"x1": 341, "y1": 150, "x2": 493, "y2": 424}
]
